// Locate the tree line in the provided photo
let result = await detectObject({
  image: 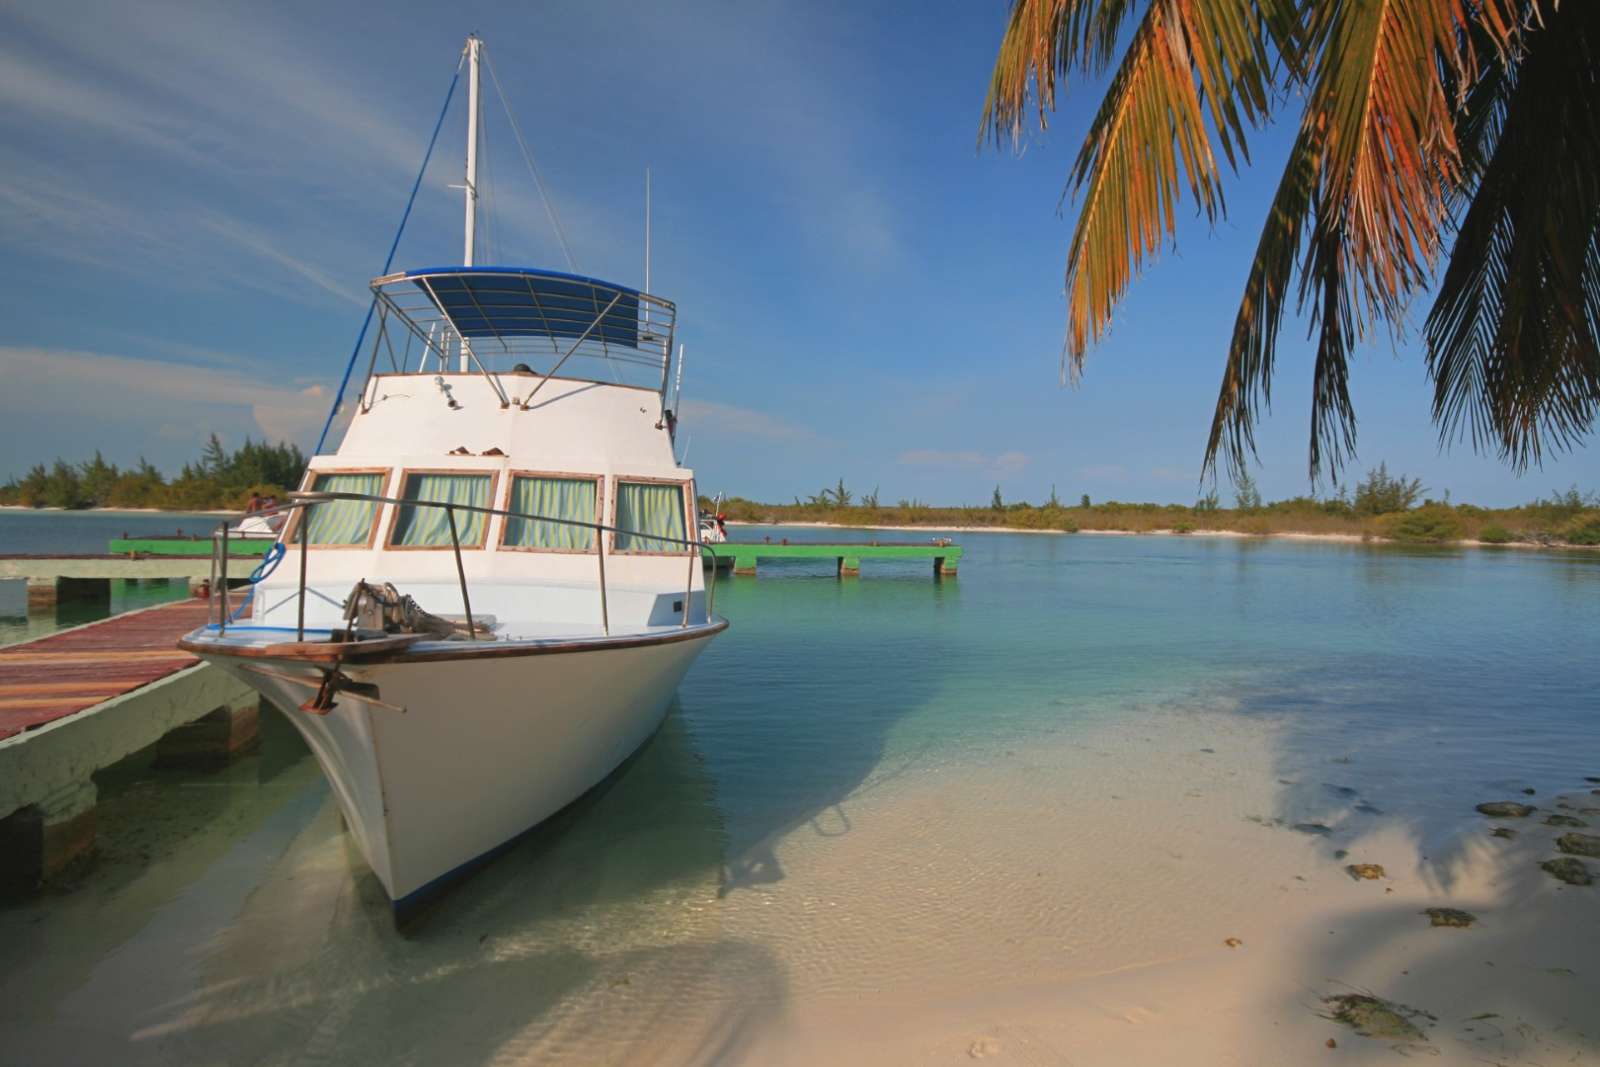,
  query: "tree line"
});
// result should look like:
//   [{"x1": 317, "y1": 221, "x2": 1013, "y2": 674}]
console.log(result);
[
  {"x1": 708, "y1": 467, "x2": 1600, "y2": 548},
  {"x1": 0, "y1": 435, "x2": 306, "y2": 511}
]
